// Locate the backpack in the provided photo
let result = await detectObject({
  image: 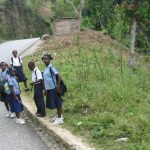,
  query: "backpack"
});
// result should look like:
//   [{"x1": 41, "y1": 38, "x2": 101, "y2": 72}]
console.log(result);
[
  {"x1": 11, "y1": 57, "x2": 21, "y2": 66},
  {"x1": 3, "y1": 82, "x2": 11, "y2": 94},
  {"x1": 50, "y1": 67, "x2": 67, "y2": 96},
  {"x1": 0, "y1": 81, "x2": 5, "y2": 93},
  {"x1": 0, "y1": 72, "x2": 11, "y2": 94}
]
